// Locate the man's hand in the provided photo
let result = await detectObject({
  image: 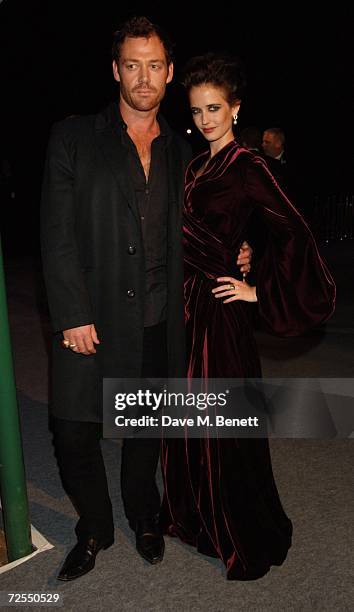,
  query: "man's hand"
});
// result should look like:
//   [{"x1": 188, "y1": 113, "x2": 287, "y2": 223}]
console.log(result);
[
  {"x1": 62, "y1": 324, "x2": 100, "y2": 355},
  {"x1": 237, "y1": 240, "x2": 252, "y2": 276}
]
